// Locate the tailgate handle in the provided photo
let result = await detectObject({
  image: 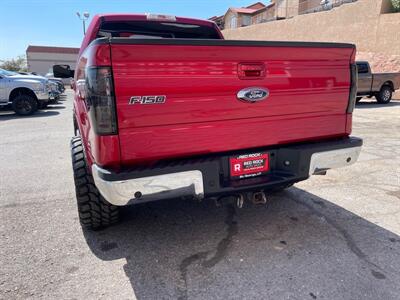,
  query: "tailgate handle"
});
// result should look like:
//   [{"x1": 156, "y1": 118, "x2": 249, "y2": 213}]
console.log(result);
[{"x1": 238, "y1": 63, "x2": 265, "y2": 79}]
